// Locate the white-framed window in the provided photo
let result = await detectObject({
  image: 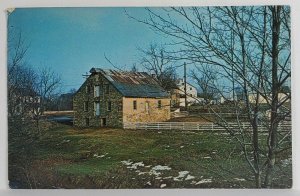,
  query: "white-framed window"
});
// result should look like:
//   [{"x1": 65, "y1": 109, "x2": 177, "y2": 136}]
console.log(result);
[
  {"x1": 95, "y1": 102, "x2": 100, "y2": 116},
  {"x1": 94, "y1": 85, "x2": 100, "y2": 97}
]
